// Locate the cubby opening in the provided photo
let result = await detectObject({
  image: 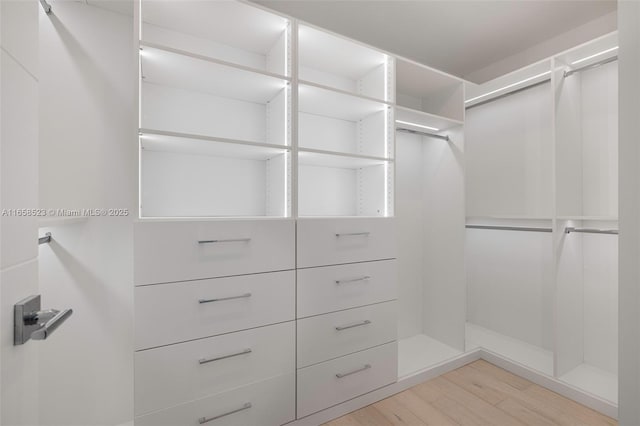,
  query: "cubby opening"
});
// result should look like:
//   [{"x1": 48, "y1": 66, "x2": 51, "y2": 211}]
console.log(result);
[
  {"x1": 298, "y1": 25, "x2": 390, "y2": 102},
  {"x1": 140, "y1": 133, "x2": 290, "y2": 218},
  {"x1": 141, "y1": 0, "x2": 290, "y2": 76},
  {"x1": 396, "y1": 59, "x2": 464, "y2": 122}
]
